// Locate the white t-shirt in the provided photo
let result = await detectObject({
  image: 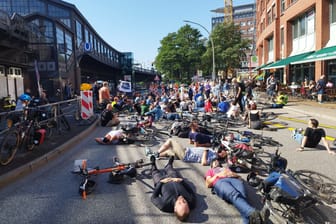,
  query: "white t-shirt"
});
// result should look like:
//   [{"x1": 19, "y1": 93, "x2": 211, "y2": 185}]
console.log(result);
[{"x1": 107, "y1": 129, "x2": 124, "y2": 138}]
